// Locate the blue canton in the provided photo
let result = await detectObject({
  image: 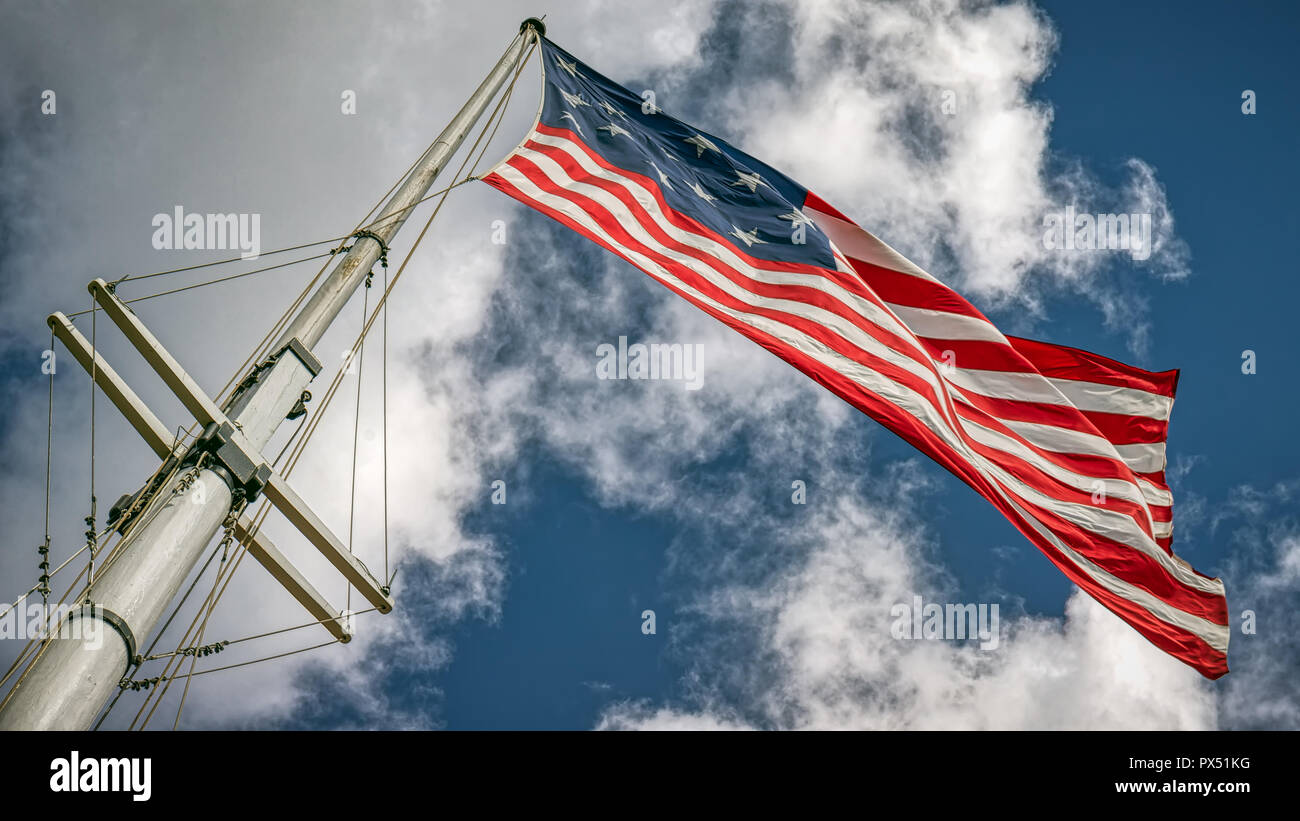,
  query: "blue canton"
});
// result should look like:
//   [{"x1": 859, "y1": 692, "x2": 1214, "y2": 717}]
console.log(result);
[{"x1": 536, "y1": 38, "x2": 836, "y2": 270}]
